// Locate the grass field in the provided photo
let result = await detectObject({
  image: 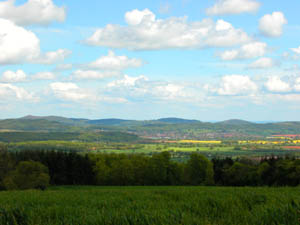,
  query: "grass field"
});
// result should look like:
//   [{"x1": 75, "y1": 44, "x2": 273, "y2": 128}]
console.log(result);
[{"x1": 0, "y1": 186, "x2": 299, "y2": 225}]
